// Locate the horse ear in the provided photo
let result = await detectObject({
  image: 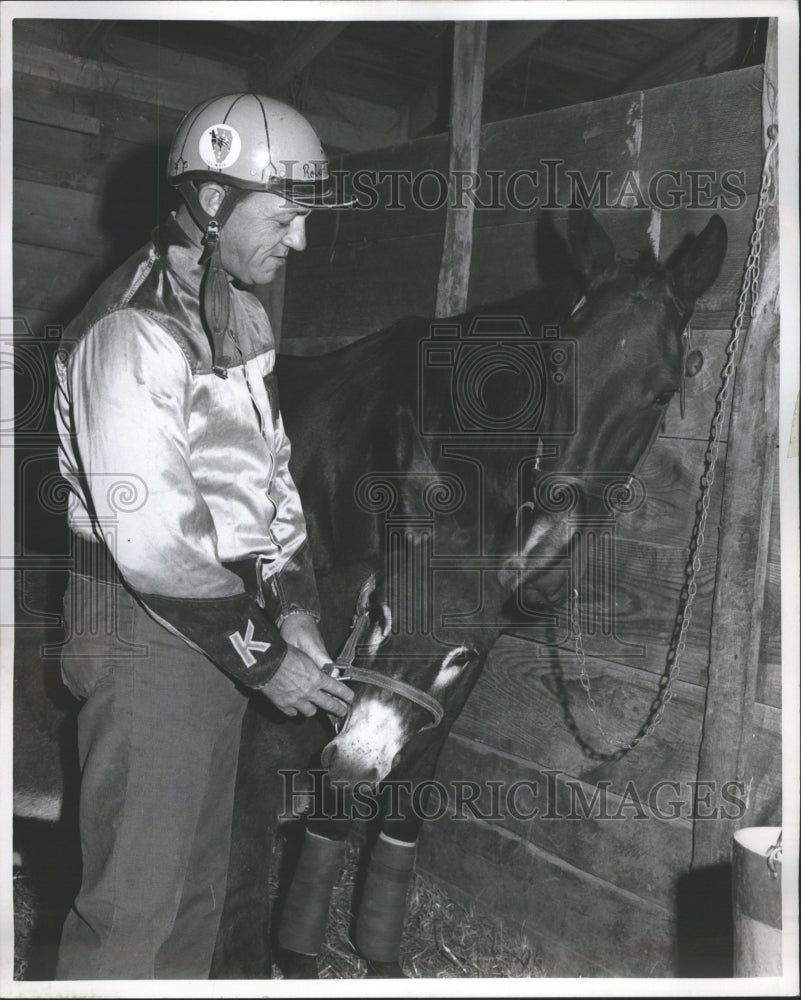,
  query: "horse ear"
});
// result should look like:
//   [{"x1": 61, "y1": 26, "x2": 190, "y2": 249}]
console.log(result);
[
  {"x1": 567, "y1": 209, "x2": 616, "y2": 282},
  {"x1": 667, "y1": 214, "x2": 728, "y2": 305}
]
